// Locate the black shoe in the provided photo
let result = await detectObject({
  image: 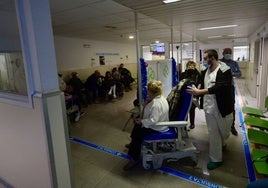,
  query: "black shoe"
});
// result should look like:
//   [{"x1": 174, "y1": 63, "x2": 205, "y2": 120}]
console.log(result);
[
  {"x1": 190, "y1": 125, "x2": 195, "y2": 129},
  {"x1": 123, "y1": 159, "x2": 139, "y2": 171},
  {"x1": 222, "y1": 144, "x2": 227, "y2": 151},
  {"x1": 231, "y1": 126, "x2": 238, "y2": 136}
]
